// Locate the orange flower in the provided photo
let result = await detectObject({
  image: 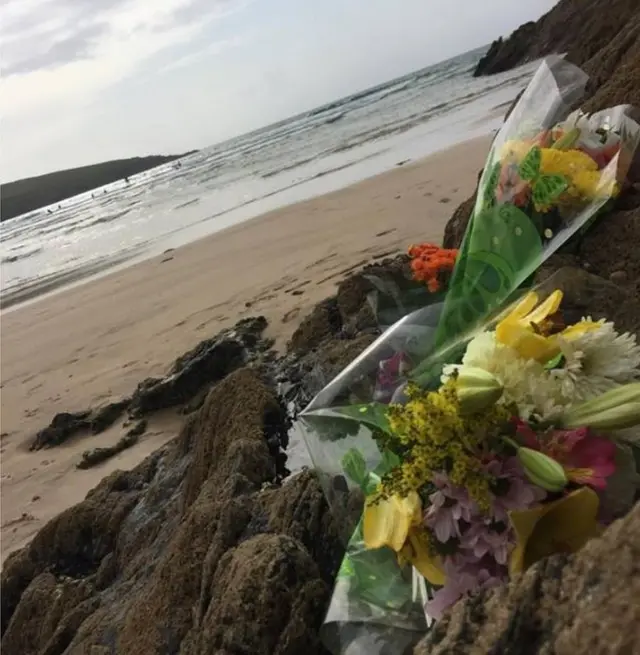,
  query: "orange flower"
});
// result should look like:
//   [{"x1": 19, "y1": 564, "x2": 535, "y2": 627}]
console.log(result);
[{"x1": 407, "y1": 242, "x2": 458, "y2": 292}]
